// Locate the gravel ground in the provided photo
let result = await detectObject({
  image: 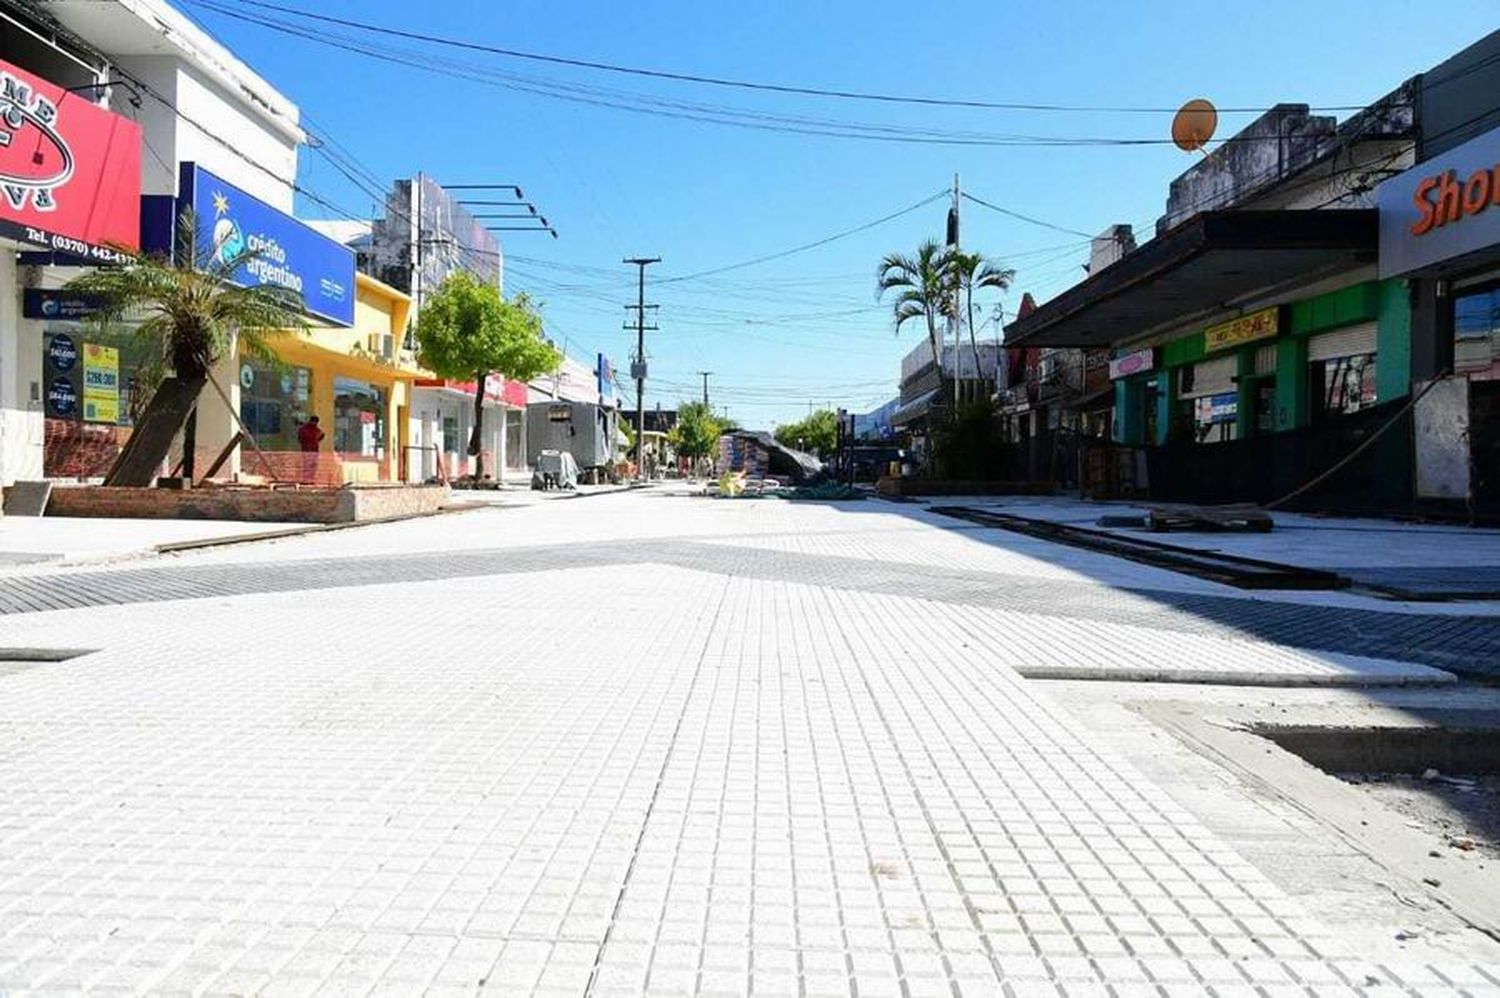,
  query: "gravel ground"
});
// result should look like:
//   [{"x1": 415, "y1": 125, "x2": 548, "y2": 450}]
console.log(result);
[{"x1": 1338, "y1": 772, "x2": 1500, "y2": 861}]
